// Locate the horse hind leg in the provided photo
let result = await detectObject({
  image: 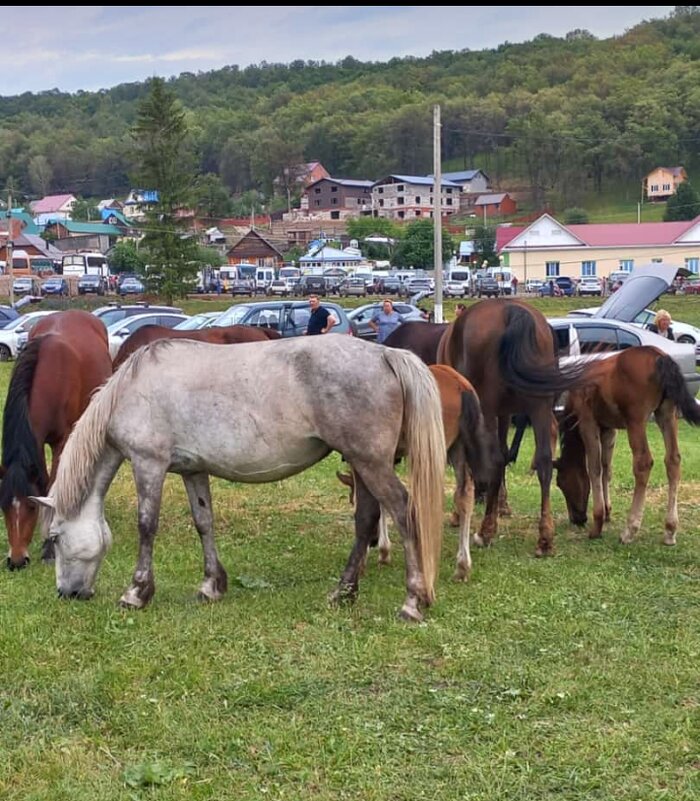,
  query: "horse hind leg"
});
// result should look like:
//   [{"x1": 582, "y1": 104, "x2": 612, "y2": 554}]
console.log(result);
[
  {"x1": 377, "y1": 507, "x2": 392, "y2": 565},
  {"x1": 451, "y1": 447, "x2": 474, "y2": 582},
  {"x1": 601, "y1": 428, "x2": 617, "y2": 522},
  {"x1": 182, "y1": 472, "x2": 228, "y2": 600},
  {"x1": 655, "y1": 402, "x2": 681, "y2": 546},
  {"x1": 530, "y1": 404, "x2": 556, "y2": 556}
]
